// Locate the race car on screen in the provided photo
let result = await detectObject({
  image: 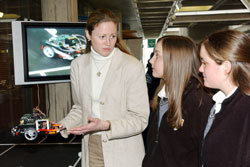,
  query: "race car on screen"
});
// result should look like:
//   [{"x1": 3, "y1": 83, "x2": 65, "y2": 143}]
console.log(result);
[
  {"x1": 11, "y1": 107, "x2": 61, "y2": 141},
  {"x1": 41, "y1": 34, "x2": 87, "y2": 60}
]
